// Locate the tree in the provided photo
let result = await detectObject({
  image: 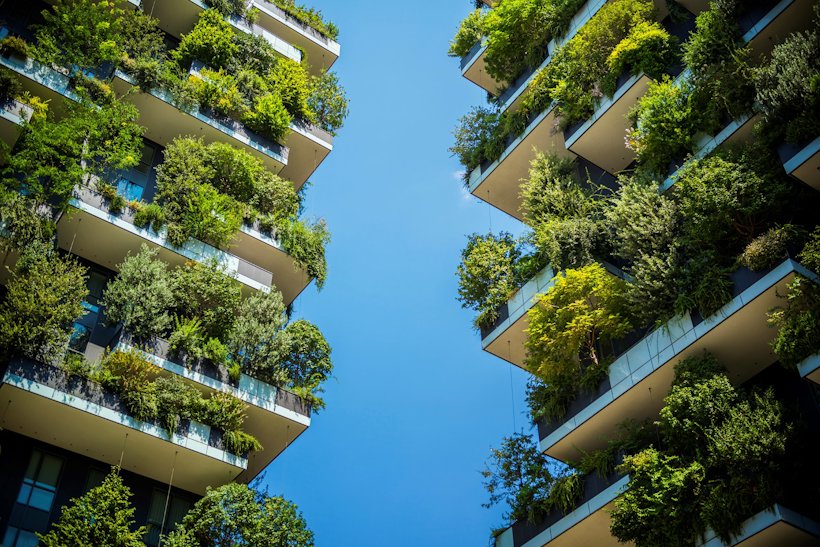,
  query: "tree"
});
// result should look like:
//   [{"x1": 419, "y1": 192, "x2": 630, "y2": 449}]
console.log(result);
[
  {"x1": 482, "y1": 432, "x2": 559, "y2": 523},
  {"x1": 38, "y1": 468, "x2": 145, "y2": 547},
  {"x1": 276, "y1": 320, "x2": 332, "y2": 411},
  {"x1": 526, "y1": 263, "x2": 631, "y2": 379},
  {"x1": 0, "y1": 246, "x2": 88, "y2": 364},
  {"x1": 229, "y1": 289, "x2": 288, "y2": 375},
  {"x1": 164, "y1": 483, "x2": 313, "y2": 547},
  {"x1": 103, "y1": 245, "x2": 175, "y2": 342}
]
